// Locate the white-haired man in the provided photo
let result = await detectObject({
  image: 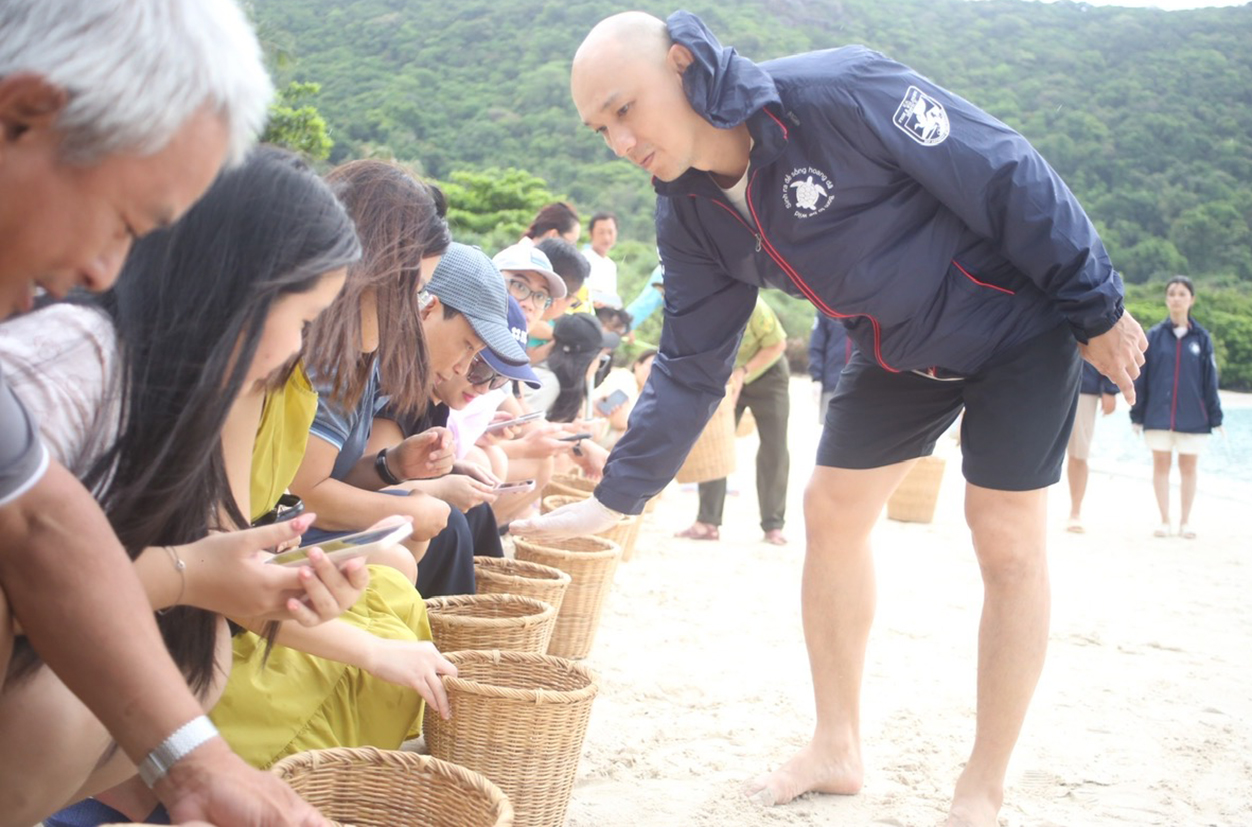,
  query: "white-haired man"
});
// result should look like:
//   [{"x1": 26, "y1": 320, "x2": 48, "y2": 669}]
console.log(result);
[{"x1": 0, "y1": 2, "x2": 350, "y2": 825}]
